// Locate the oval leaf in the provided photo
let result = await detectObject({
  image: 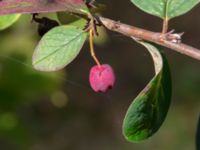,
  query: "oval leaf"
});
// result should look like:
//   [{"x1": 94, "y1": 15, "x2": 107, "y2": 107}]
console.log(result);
[
  {"x1": 123, "y1": 42, "x2": 172, "y2": 142},
  {"x1": 0, "y1": 0, "x2": 89, "y2": 15},
  {"x1": 32, "y1": 25, "x2": 87, "y2": 71},
  {"x1": 131, "y1": 0, "x2": 200, "y2": 19},
  {"x1": 0, "y1": 14, "x2": 20, "y2": 30},
  {"x1": 167, "y1": 0, "x2": 200, "y2": 18}
]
